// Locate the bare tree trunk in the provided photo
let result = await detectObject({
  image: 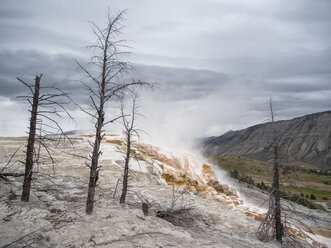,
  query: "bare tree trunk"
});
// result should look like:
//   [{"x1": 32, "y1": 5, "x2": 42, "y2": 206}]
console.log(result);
[
  {"x1": 142, "y1": 202, "x2": 149, "y2": 216},
  {"x1": 257, "y1": 100, "x2": 317, "y2": 245},
  {"x1": 85, "y1": 12, "x2": 111, "y2": 214},
  {"x1": 120, "y1": 132, "x2": 131, "y2": 204},
  {"x1": 85, "y1": 22, "x2": 109, "y2": 214},
  {"x1": 119, "y1": 93, "x2": 140, "y2": 204},
  {"x1": 272, "y1": 144, "x2": 282, "y2": 242},
  {"x1": 85, "y1": 126, "x2": 101, "y2": 214},
  {"x1": 86, "y1": 87, "x2": 105, "y2": 214},
  {"x1": 270, "y1": 99, "x2": 282, "y2": 242},
  {"x1": 21, "y1": 75, "x2": 41, "y2": 202}
]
